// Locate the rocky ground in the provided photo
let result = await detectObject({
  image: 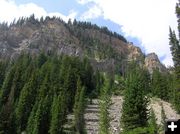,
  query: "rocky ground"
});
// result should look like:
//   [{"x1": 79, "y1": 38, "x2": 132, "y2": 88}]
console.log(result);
[
  {"x1": 150, "y1": 98, "x2": 180, "y2": 125},
  {"x1": 65, "y1": 96, "x2": 180, "y2": 134},
  {"x1": 84, "y1": 99, "x2": 100, "y2": 134},
  {"x1": 109, "y1": 96, "x2": 123, "y2": 134},
  {"x1": 84, "y1": 96, "x2": 123, "y2": 134}
]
